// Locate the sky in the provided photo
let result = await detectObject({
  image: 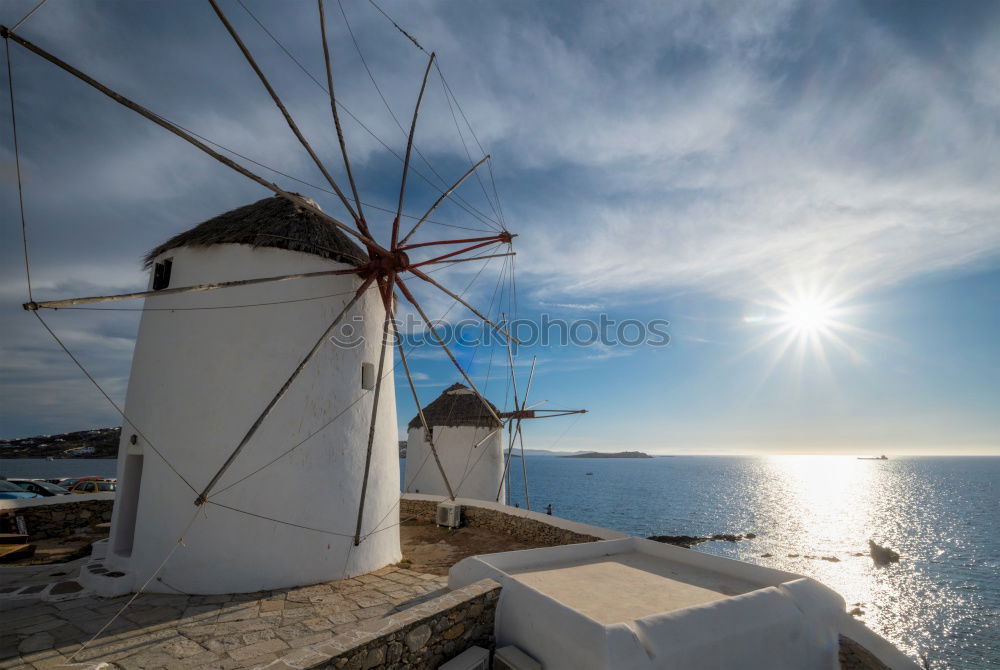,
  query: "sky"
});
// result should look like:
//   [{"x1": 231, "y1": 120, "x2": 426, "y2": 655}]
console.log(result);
[{"x1": 0, "y1": 0, "x2": 998, "y2": 455}]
